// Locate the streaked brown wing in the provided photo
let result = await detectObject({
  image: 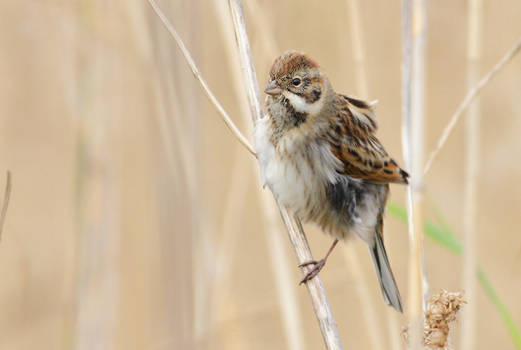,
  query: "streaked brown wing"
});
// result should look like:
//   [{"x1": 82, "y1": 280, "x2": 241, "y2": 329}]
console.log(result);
[{"x1": 328, "y1": 95, "x2": 409, "y2": 184}]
